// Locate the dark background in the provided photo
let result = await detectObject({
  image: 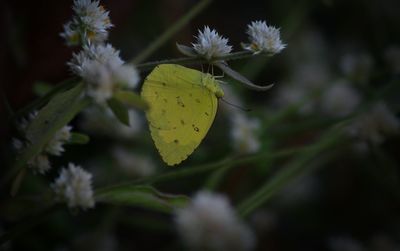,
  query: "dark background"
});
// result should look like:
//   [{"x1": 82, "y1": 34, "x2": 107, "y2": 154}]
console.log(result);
[{"x1": 1, "y1": 0, "x2": 400, "y2": 250}]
